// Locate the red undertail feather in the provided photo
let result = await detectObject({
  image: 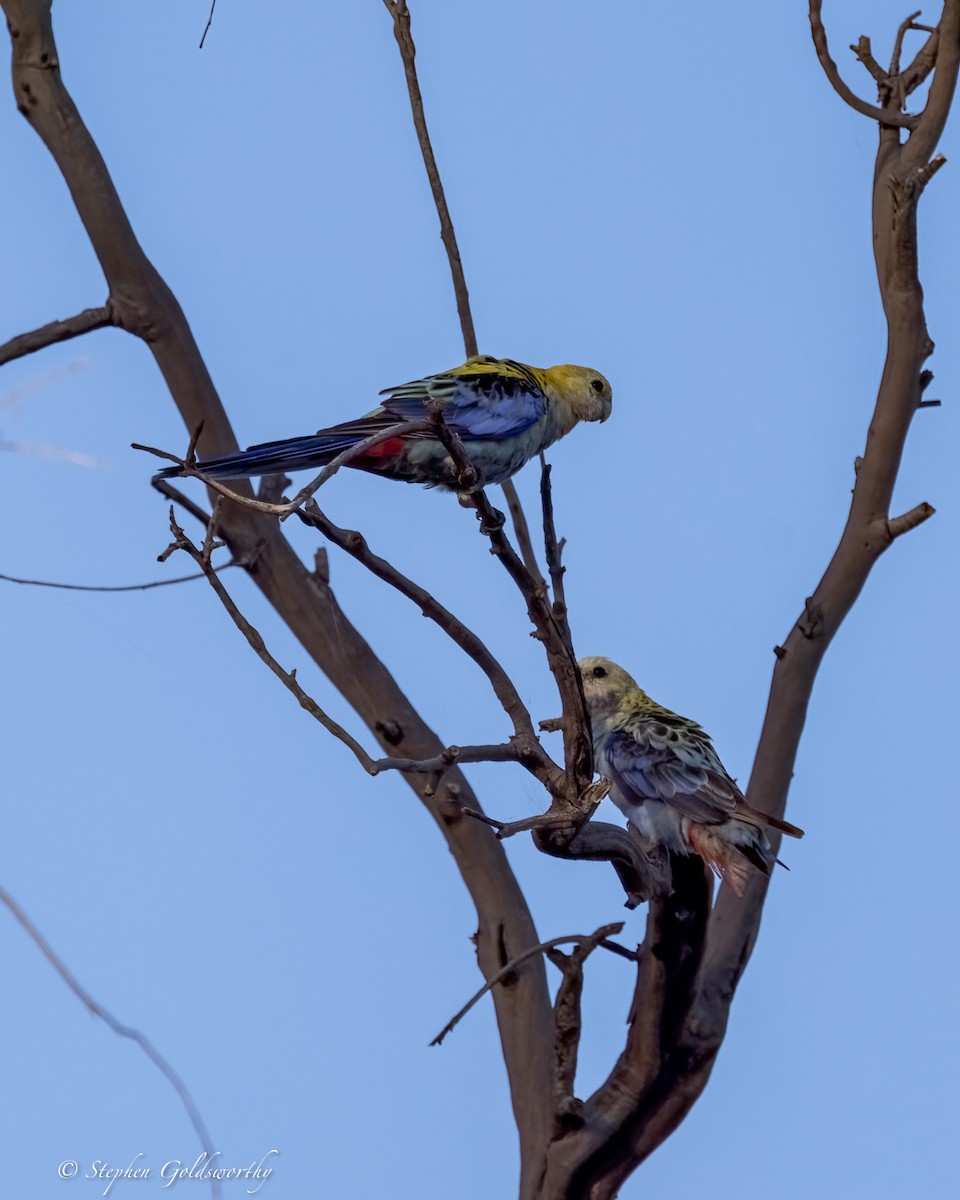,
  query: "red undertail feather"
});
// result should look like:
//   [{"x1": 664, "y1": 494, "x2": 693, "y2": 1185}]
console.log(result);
[
  {"x1": 685, "y1": 825, "x2": 749, "y2": 898},
  {"x1": 354, "y1": 436, "x2": 405, "y2": 464}
]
